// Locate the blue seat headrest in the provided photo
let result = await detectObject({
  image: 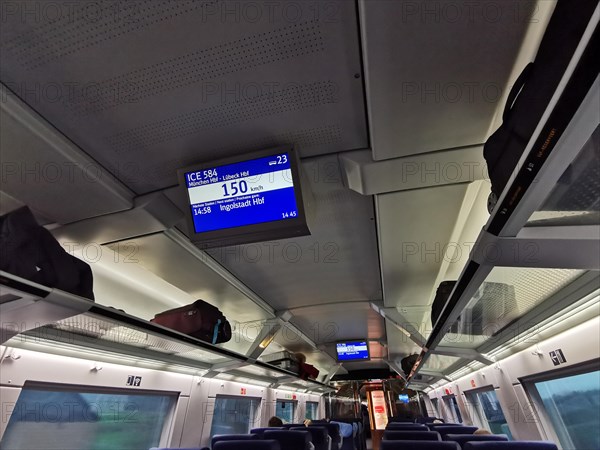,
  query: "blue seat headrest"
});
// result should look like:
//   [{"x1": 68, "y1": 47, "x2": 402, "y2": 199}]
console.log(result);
[
  {"x1": 291, "y1": 426, "x2": 329, "y2": 443},
  {"x1": 309, "y1": 422, "x2": 342, "y2": 441},
  {"x1": 264, "y1": 430, "x2": 311, "y2": 450},
  {"x1": 250, "y1": 427, "x2": 285, "y2": 437},
  {"x1": 383, "y1": 430, "x2": 441, "y2": 441},
  {"x1": 211, "y1": 434, "x2": 258, "y2": 447},
  {"x1": 463, "y1": 442, "x2": 559, "y2": 450},
  {"x1": 431, "y1": 426, "x2": 479, "y2": 435},
  {"x1": 213, "y1": 440, "x2": 282, "y2": 450},
  {"x1": 380, "y1": 440, "x2": 460, "y2": 450},
  {"x1": 444, "y1": 434, "x2": 509, "y2": 447},
  {"x1": 386, "y1": 424, "x2": 429, "y2": 431}
]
